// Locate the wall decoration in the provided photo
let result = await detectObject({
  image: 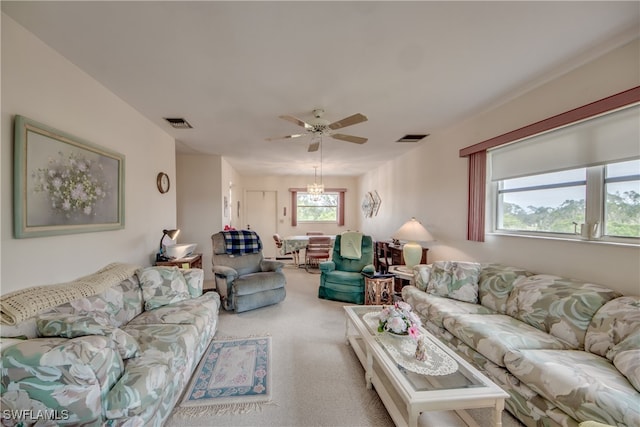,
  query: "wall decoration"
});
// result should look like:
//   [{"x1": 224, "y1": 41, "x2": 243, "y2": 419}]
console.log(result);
[
  {"x1": 361, "y1": 192, "x2": 374, "y2": 218},
  {"x1": 372, "y1": 190, "x2": 382, "y2": 216},
  {"x1": 13, "y1": 115, "x2": 125, "y2": 238},
  {"x1": 224, "y1": 196, "x2": 229, "y2": 218}
]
